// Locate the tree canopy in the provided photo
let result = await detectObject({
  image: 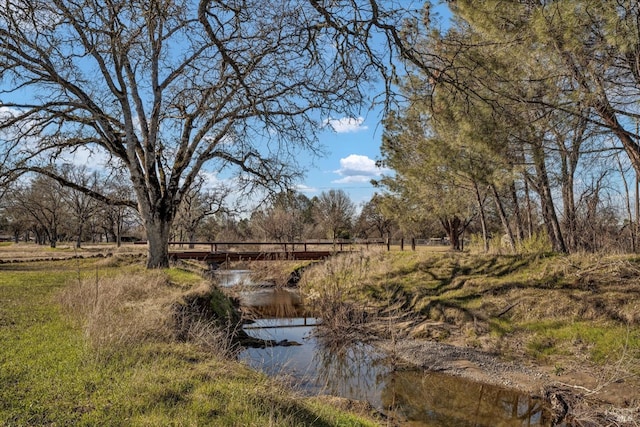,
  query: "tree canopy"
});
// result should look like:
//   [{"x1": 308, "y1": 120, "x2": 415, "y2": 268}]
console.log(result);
[{"x1": 0, "y1": 0, "x2": 425, "y2": 267}]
